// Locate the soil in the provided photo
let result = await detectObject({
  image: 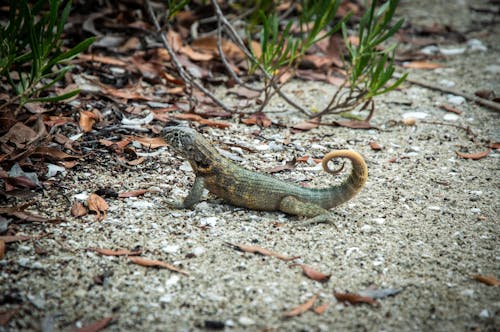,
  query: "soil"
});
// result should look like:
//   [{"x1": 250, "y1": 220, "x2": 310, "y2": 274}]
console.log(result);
[{"x1": 1, "y1": 1, "x2": 499, "y2": 331}]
